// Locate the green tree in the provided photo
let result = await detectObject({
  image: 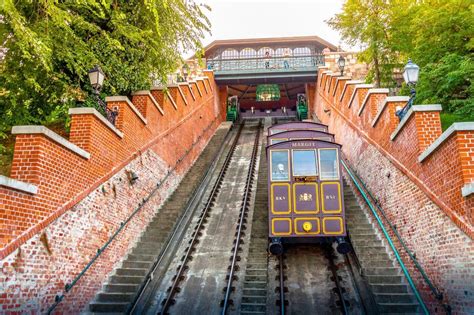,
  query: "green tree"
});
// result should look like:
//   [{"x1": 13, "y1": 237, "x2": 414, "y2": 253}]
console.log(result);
[
  {"x1": 327, "y1": 0, "x2": 474, "y2": 122},
  {"x1": 409, "y1": 0, "x2": 474, "y2": 116},
  {"x1": 0, "y1": 0, "x2": 210, "y2": 138},
  {"x1": 328, "y1": 0, "x2": 414, "y2": 87}
]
